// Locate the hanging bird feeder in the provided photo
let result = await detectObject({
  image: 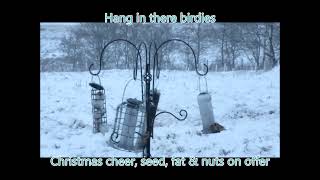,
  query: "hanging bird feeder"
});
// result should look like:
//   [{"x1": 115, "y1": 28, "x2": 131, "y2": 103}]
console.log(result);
[
  {"x1": 109, "y1": 78, "x2": 147, "y2": 152},
  {"x1": 89, "y1": 75, "x2": 107, "y2": 134},
  {"x1": 197, "y1": 76, "x2": 225, "y2": 134},
  {"x1": 110, "y1": 98, "x2": 146, "y2": 151}
]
